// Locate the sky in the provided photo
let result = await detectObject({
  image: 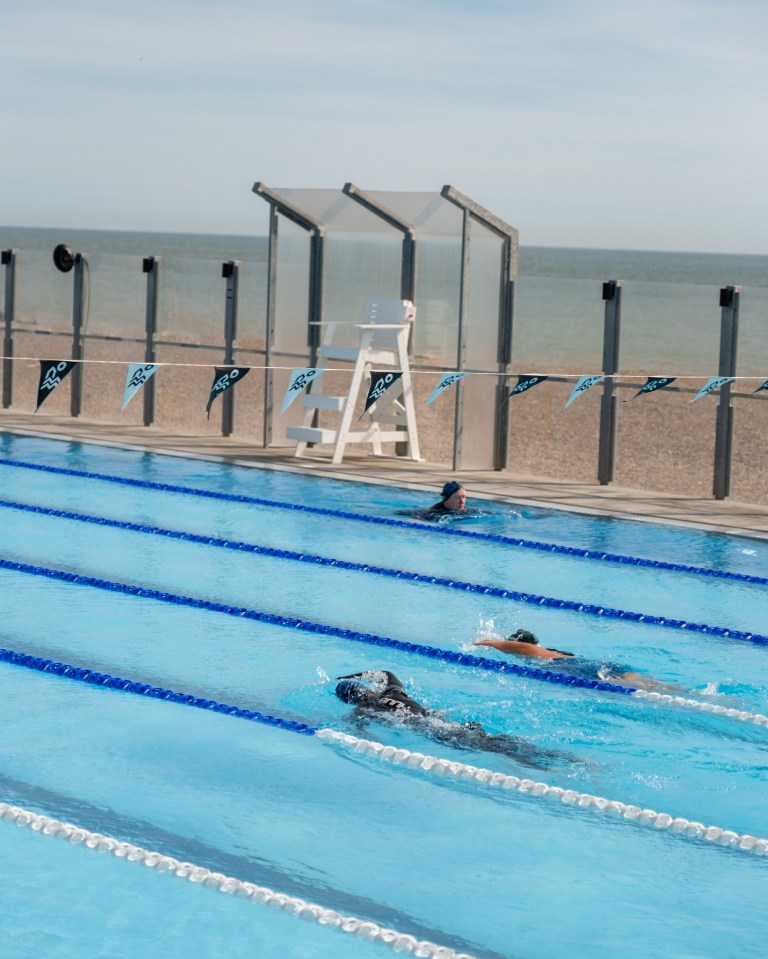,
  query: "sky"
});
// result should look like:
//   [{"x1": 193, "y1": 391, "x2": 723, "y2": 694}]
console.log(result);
[{"x1": 2, "y1": 0, "x2": 768, "y2": 253}]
